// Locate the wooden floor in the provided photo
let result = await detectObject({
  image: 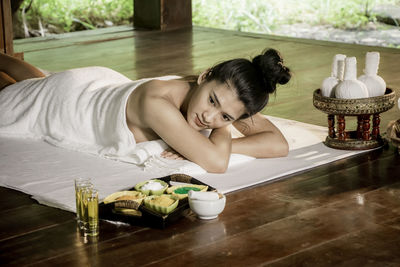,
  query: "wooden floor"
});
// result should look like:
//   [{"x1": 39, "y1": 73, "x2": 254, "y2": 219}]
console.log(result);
[{"x1": 1, "y1": 26, "x2": 400, "y2": 266}]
